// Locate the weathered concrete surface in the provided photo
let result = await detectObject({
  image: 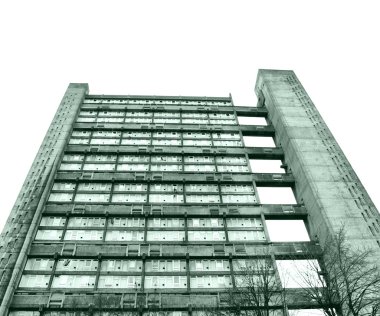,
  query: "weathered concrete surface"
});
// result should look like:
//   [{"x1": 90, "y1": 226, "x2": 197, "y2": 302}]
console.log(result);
[
  {"x1": 255, "y1": 70, "x2": 380, "y2": 253},
  {"x1": 0, "y1": 83, "x2": 88, "y2": 313}
]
